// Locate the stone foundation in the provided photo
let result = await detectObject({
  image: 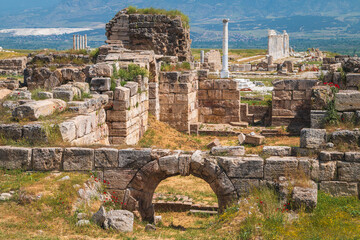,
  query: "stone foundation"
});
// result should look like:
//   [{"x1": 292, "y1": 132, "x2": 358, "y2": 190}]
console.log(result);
[{"x1": 0, "y1": 57, "x2": 27, "y2": 75}]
